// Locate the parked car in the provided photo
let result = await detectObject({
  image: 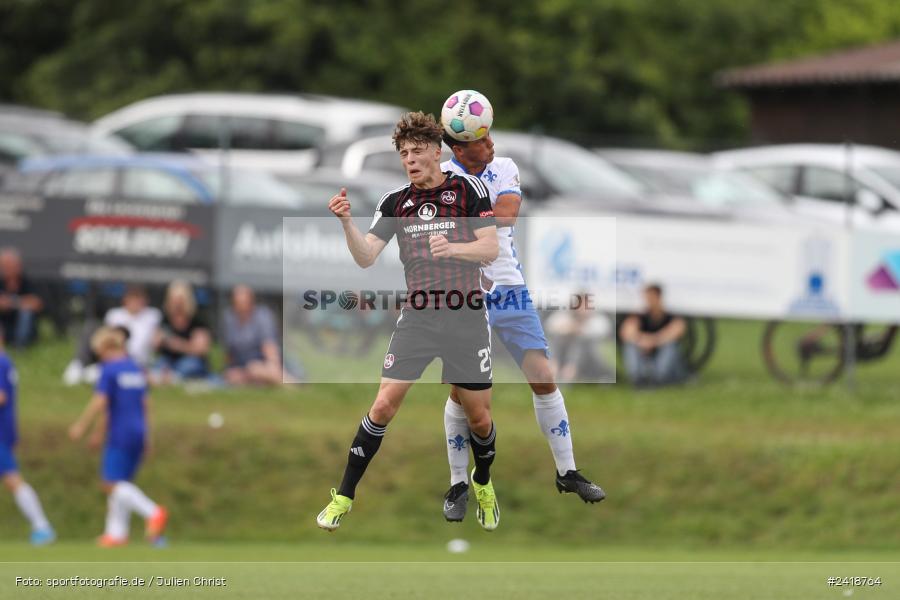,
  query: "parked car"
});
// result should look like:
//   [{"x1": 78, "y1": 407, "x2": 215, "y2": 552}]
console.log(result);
[
  {"x1": 713, "y1": 144, "x2": 900, "y2": 228},
  {"x1": 0, "y1": 104, "x2": 132, "y2": 183},
  {"x1": 321, "y1": 132, "x2": 790, "y2": 222},
  {"x1": 596, "y1": 148, "x2": 798, "y2": 216},
  {"x1": 318, "y1": 129, "x2": 645, "y2": 203},
  {"x1": 92, "y1": 93, "x2": 406, "y2": 175},
  {"x1": 8, "y1": 154, "x2": 307, "y2": 208}
]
